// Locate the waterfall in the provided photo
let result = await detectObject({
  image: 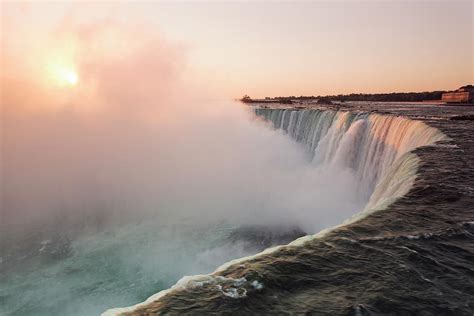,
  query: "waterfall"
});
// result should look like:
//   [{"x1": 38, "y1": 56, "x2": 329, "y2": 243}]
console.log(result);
[
  {"x1": 255, "y1": 108, "x2": 447, "y2": 212},
  {"x1": 103, "y1": 108, "x2": 448, "y2": 316}
]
